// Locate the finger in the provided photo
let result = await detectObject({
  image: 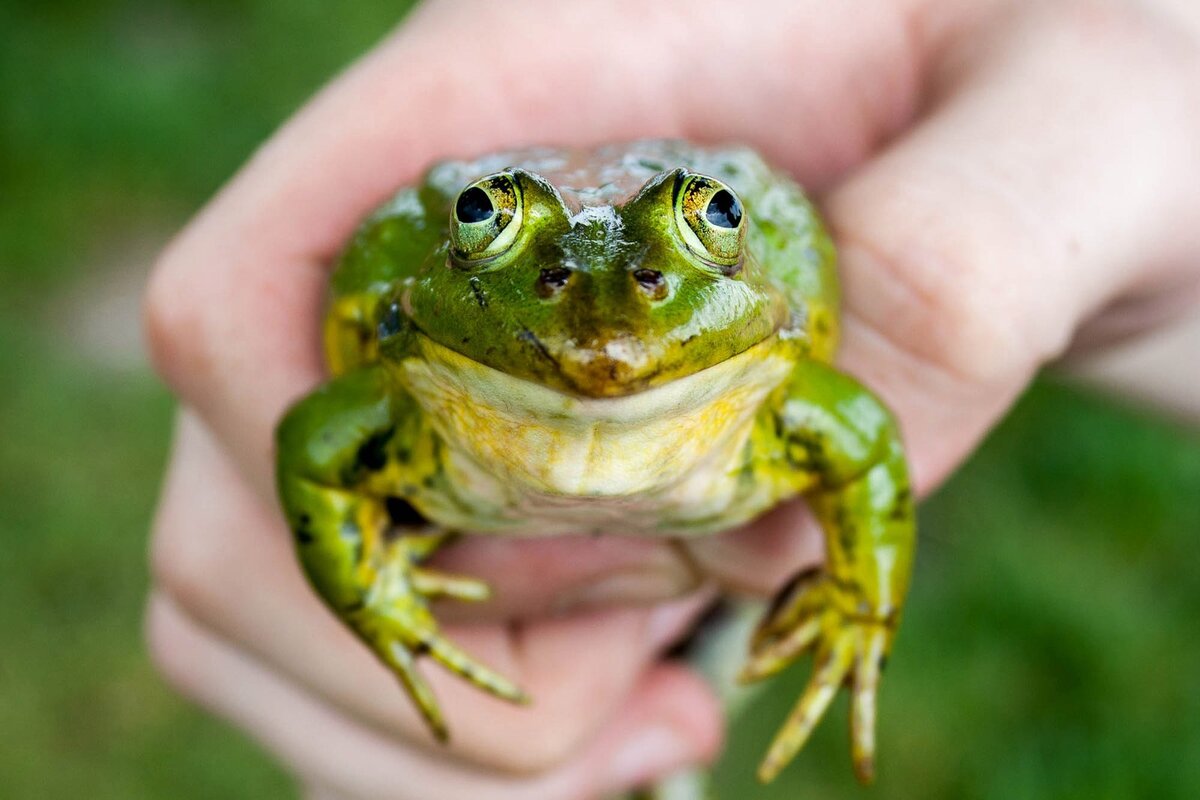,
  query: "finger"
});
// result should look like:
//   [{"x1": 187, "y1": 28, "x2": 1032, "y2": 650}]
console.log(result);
[
  {"x1": 428, "y1": 534, "x2": 701, "y2": 622},
  {"x1": 825, "y1": 2, "x2": 1200, "y2": 493},
  {"x1": 144, "y1": 0, "x2": 924, "y2": 501},
  {"x1": 683, "y1": 499, "x2": 825, "y2": 597},
  {"x1": 147, "y1": 593, "x2": 722, "y2": 800},
  {"x1": 151, "y1": 413, "x2": 715, "y2": 773}
]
